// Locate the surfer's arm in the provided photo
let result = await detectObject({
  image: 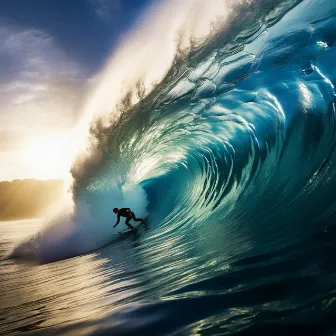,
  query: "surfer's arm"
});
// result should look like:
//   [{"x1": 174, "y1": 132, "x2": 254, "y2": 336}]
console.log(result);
[{"x1": 113, "y1": 215, "x2": 121, "y2": 228}]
